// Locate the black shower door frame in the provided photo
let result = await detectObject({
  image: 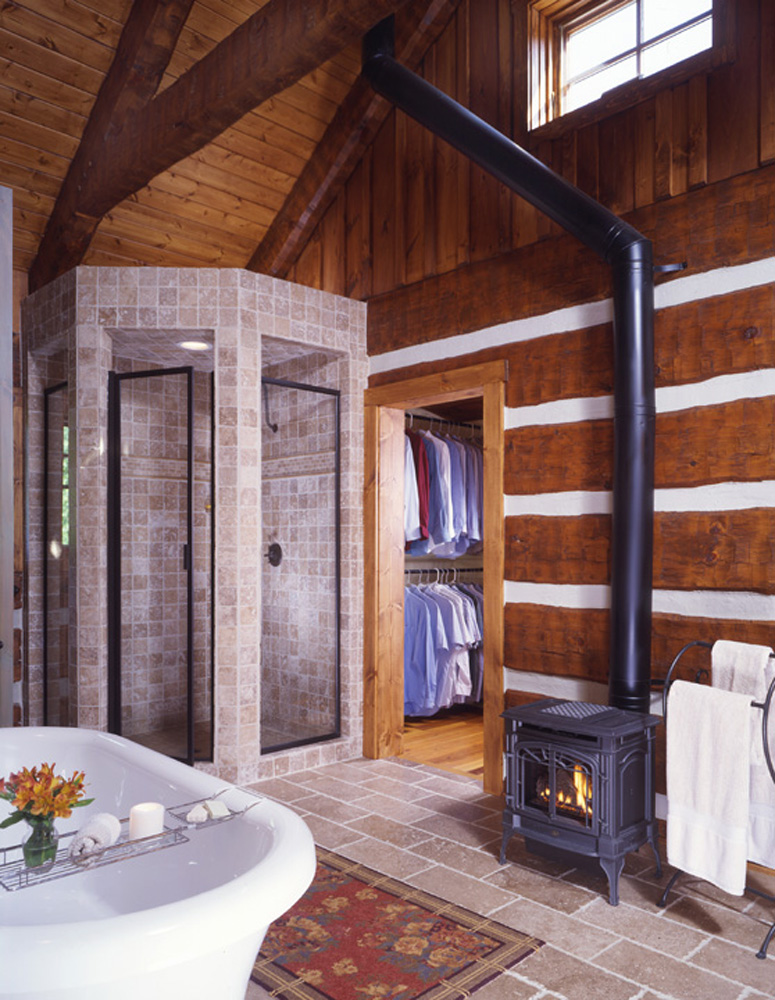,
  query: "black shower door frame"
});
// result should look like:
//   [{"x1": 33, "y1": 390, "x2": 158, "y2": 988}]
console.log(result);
[
  {"x1": 42, "y1": 380, "x2": 68, "y2": 726},
  {"x1": 107, "y1": 366, "x2": 201, "y2": 765},
  {"x1": 261, "y1": 376, "x2": 341, "y2": 753}
]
